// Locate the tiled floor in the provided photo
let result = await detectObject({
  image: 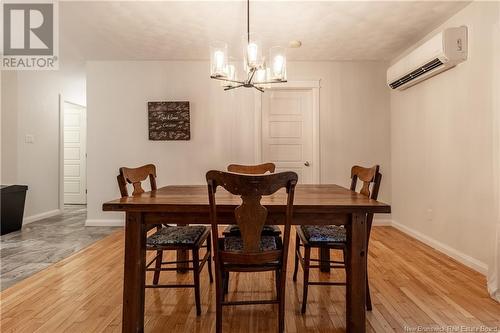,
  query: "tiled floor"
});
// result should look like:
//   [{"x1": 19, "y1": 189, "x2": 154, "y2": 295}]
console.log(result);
[{"x1": 0, "y1": 205, "x2": 118, "y2": 290}]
